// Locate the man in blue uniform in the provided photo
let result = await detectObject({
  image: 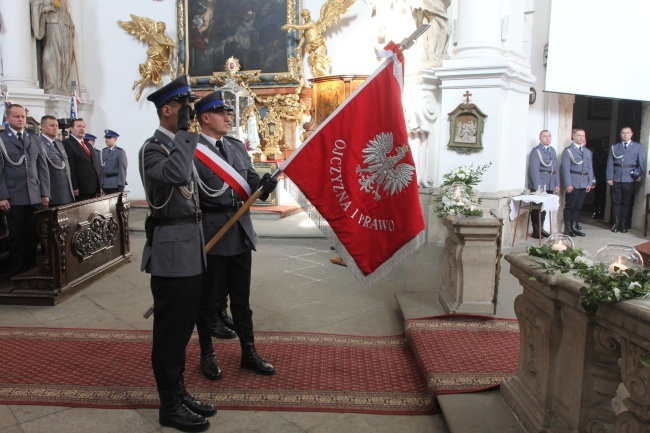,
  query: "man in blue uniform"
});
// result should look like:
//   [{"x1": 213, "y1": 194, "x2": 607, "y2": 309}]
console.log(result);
[
  {"x1": 192, "y1": 90, "x2": 278, "y2": 380},
  {"x1": 140, "y1": 75, "x2": 214, "y2": 432},
  {"x1": 606, "y1": 126, "x2": 646, "y2": 233},
  {"x1": 39, "y1": 115, "x2": 74, "y2": 206},
  {"x1": 560, "y1": 129, "x2": 594, "y2": 237},
  {"x1": 527, "y1": 130, "x2": 560, "y2": 238},
  {"x1": 0, "y1": 104, "x2": 50, "y2": 276},
  {"x1": 100, "y1": 129, "x2": 128, "y2": 194}
]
